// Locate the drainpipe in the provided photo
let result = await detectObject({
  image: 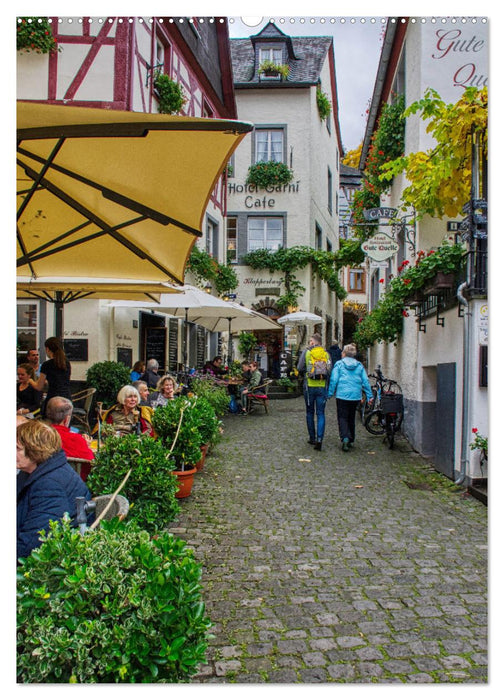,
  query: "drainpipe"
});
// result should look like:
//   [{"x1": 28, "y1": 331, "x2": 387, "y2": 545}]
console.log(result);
[{"x1": 456, "y1": 281, "x2": 470, "y2": 485}]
